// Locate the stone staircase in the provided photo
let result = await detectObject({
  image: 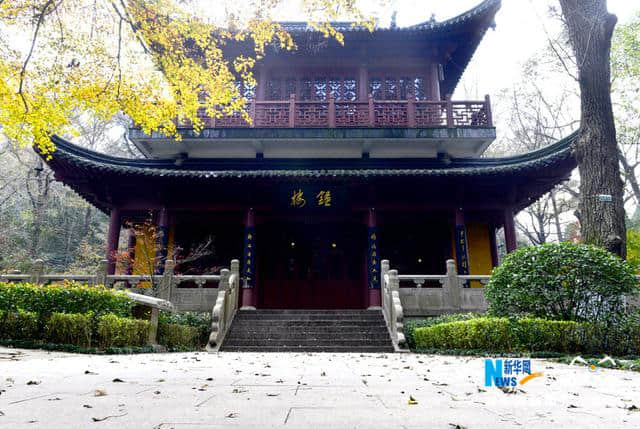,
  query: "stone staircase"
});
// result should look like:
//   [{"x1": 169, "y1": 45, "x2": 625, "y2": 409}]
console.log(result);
[{"x1": 220, "y1": 309, "x2": 395, "y2": 352}]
